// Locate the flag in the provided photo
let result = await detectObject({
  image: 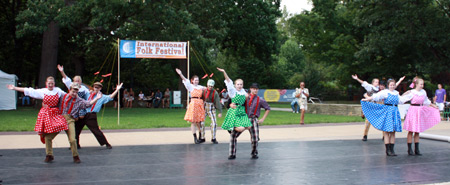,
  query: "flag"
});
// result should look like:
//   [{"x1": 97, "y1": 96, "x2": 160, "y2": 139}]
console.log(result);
[
  {"x1": 201, "y1": 74, "x2": 208, "y2": 79},
  {"x1": 102, "y1": 73, "x2": 112, "y2": 77},
  {"x1": 209, "y1": 73, "x2": 214, "y2": 78},
  {"x1": 94, "y1": 71, "x2": 100, "y2": 75}
]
